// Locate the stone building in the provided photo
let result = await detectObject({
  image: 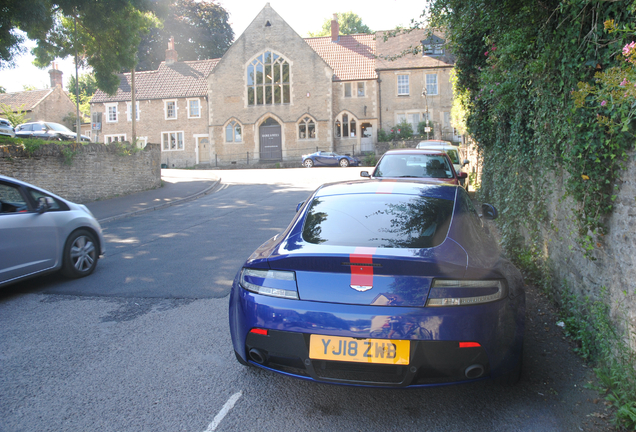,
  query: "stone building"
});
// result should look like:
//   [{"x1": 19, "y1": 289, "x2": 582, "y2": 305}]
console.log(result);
[
  {"x1": 90, "y1": 3, "x2": 457, "y2": 168},
  {"x1": 0, "y1": 66, "x2": 77, "y2": 128}
]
